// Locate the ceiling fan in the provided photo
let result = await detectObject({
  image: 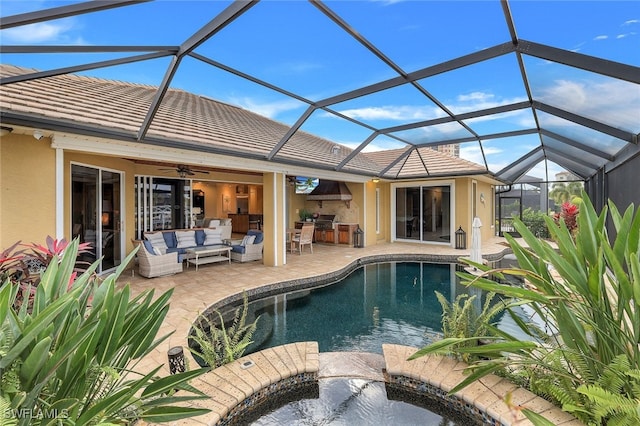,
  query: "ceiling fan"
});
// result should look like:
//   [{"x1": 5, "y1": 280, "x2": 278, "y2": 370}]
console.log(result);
[{"x1": 159, "y1": 164, "x2": 210, "y2": 178}]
